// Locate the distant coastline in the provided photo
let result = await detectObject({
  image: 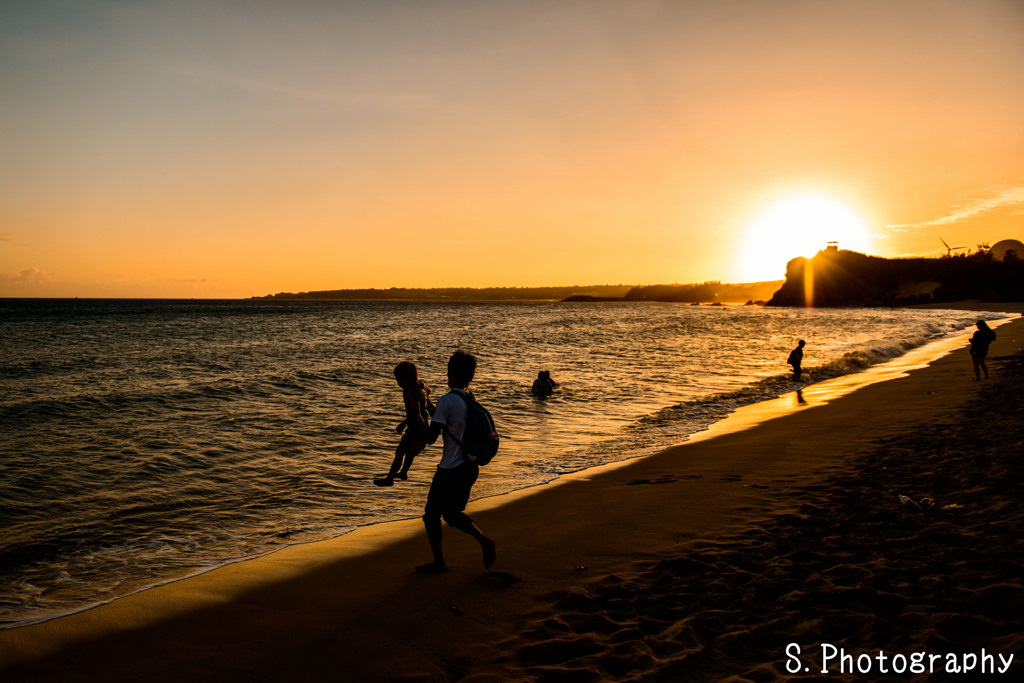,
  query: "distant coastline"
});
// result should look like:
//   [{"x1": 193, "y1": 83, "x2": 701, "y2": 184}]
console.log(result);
[
  {"x1": 256, "y1": 281, "x2": 784, "y2": 304},
  {"x1": 254, "y1": 241, "x2": 1023, "y2": 307},
  {"x1": 255, "y1": 284, "x2": 634, "y2": 301}
]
